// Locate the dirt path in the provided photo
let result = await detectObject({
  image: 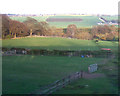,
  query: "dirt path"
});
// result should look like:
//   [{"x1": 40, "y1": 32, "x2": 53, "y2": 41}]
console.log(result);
[
  {"x1": 82, "y1": 72, "x2": 105, "y2": 79},
  {"x1": 82, "y1": 54, "x2": 116, "y2": 79},
  {"x1": 80, "y1": 54, "x2": 115, "y2": 79}
]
